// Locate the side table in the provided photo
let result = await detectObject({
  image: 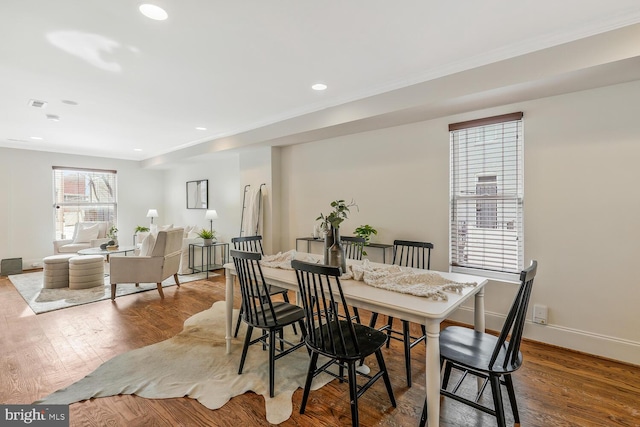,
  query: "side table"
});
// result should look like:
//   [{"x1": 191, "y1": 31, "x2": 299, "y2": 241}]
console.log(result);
[{"x1": 189, "y1": 242, "x2": 229, "y2": 278}]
